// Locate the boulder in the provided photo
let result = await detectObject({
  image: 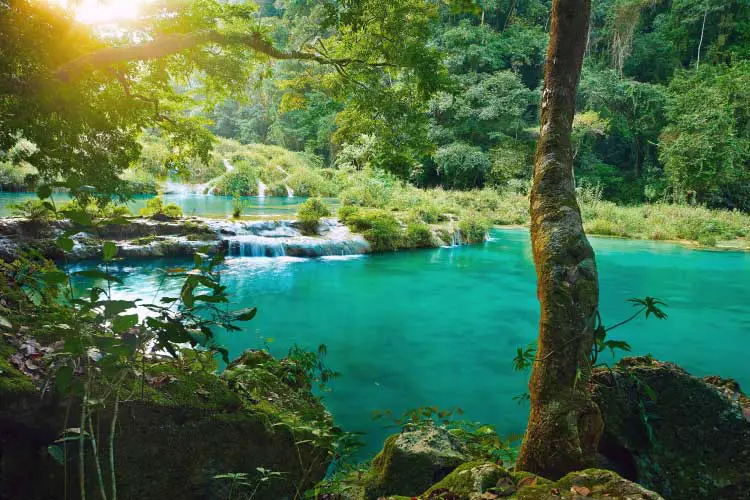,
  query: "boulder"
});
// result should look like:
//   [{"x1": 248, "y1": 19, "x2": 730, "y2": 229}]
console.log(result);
[
  {"x1": 373, "y1": 465, "x2": 662, "y2": 500},
  {"x1": 0, "y1": 345, "x2": 334, "y2": 500},
  {"x1": 361, "y1": 424, "x2": 472, "y2": 499},
  {"x1": 591, "y1": 356, "x2": 750, "y2": 499},
  {"x1": 513, "y1": 468, "x2": 663, "y2": 500}
]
